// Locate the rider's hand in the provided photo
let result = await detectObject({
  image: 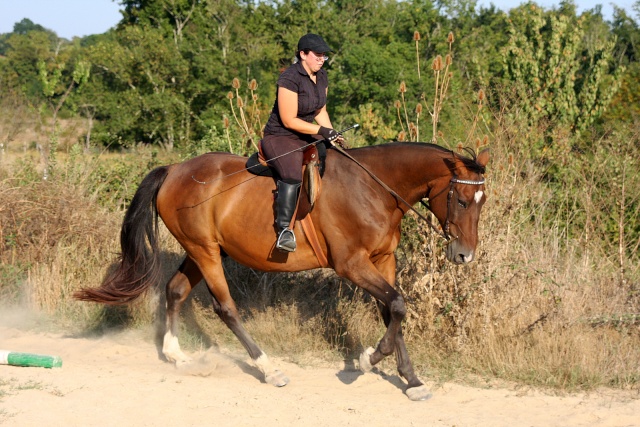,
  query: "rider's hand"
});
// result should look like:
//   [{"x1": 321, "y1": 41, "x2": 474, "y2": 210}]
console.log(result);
[
  {"x1": 319, "y1": 126, "x2": 340, "y2": 143},
  {"x1": 335, "y1": 135, "x2": 349, "y2": 149}
]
